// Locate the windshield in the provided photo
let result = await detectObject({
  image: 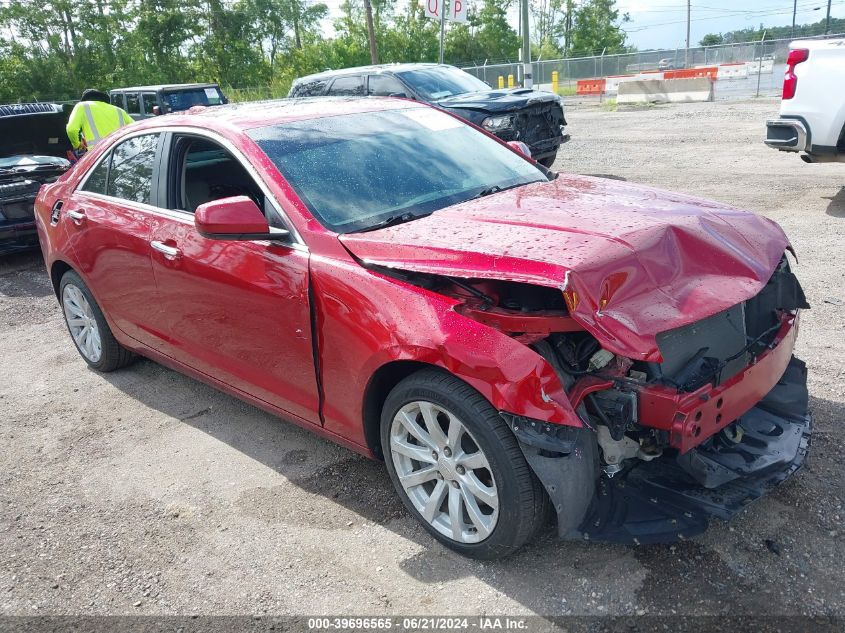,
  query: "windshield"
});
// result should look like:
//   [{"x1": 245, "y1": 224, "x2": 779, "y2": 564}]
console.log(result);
[
  {"x1": 396, "y1": 67, "x2": 491, "y2": 100},
  {"x1": 164, "y1": 87, "x2": 224, "y2": 111},
  {"x1": 249, "y1": 108, "x2": 547, "y2": 233}
]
